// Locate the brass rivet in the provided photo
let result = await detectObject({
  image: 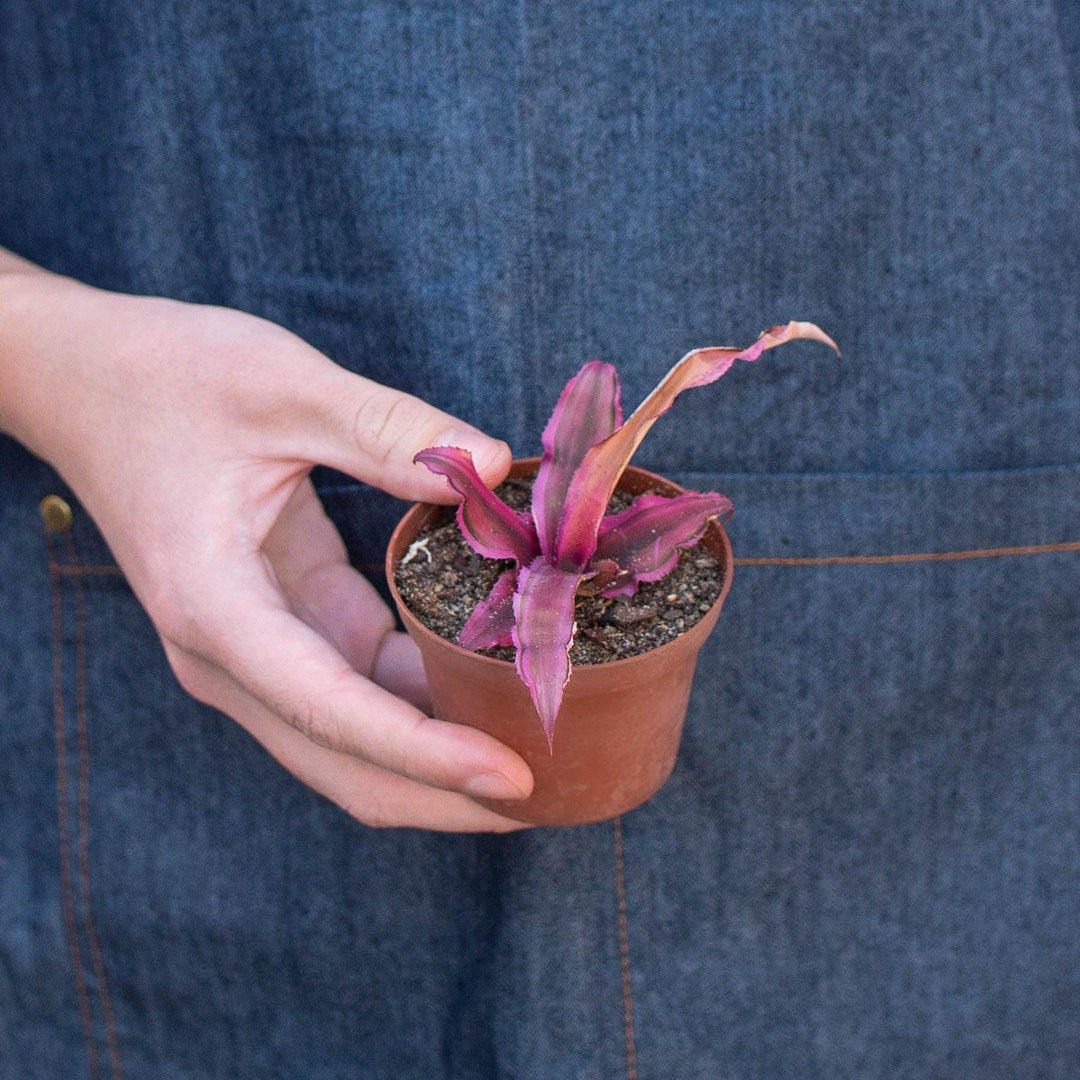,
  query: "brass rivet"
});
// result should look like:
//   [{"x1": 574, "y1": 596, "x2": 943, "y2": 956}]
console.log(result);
[{"x1": 40, "y1": 494, "x2": 73, "y2": 534}]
